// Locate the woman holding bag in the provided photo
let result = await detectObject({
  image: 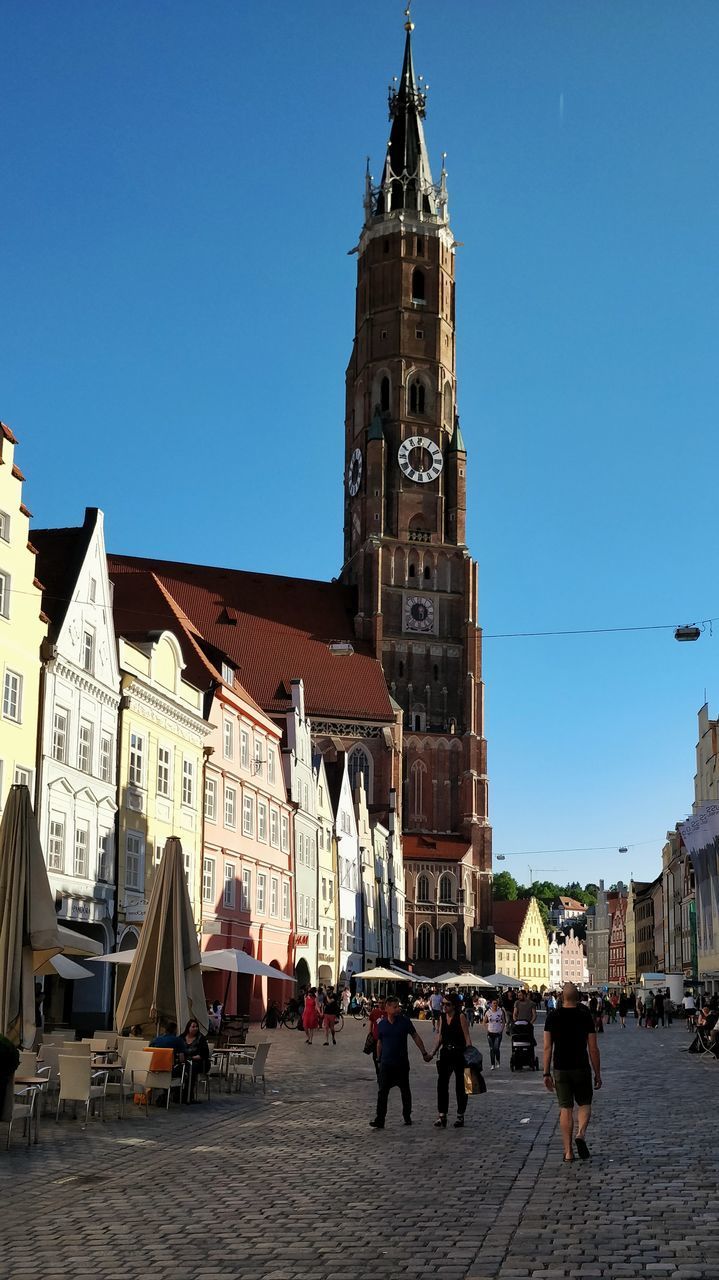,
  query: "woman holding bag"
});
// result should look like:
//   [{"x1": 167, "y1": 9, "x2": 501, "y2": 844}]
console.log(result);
[{"x1": 430, "y1": 993, "x2": 472, "y2": 1128}]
